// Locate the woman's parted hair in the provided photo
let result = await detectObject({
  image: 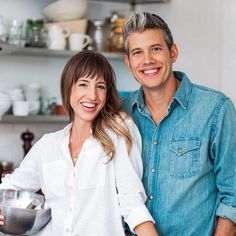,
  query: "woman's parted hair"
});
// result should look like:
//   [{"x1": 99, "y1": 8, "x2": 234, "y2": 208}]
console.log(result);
[{"x1": 61, "y1": 50, "x2": 132, "y2": 159}]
